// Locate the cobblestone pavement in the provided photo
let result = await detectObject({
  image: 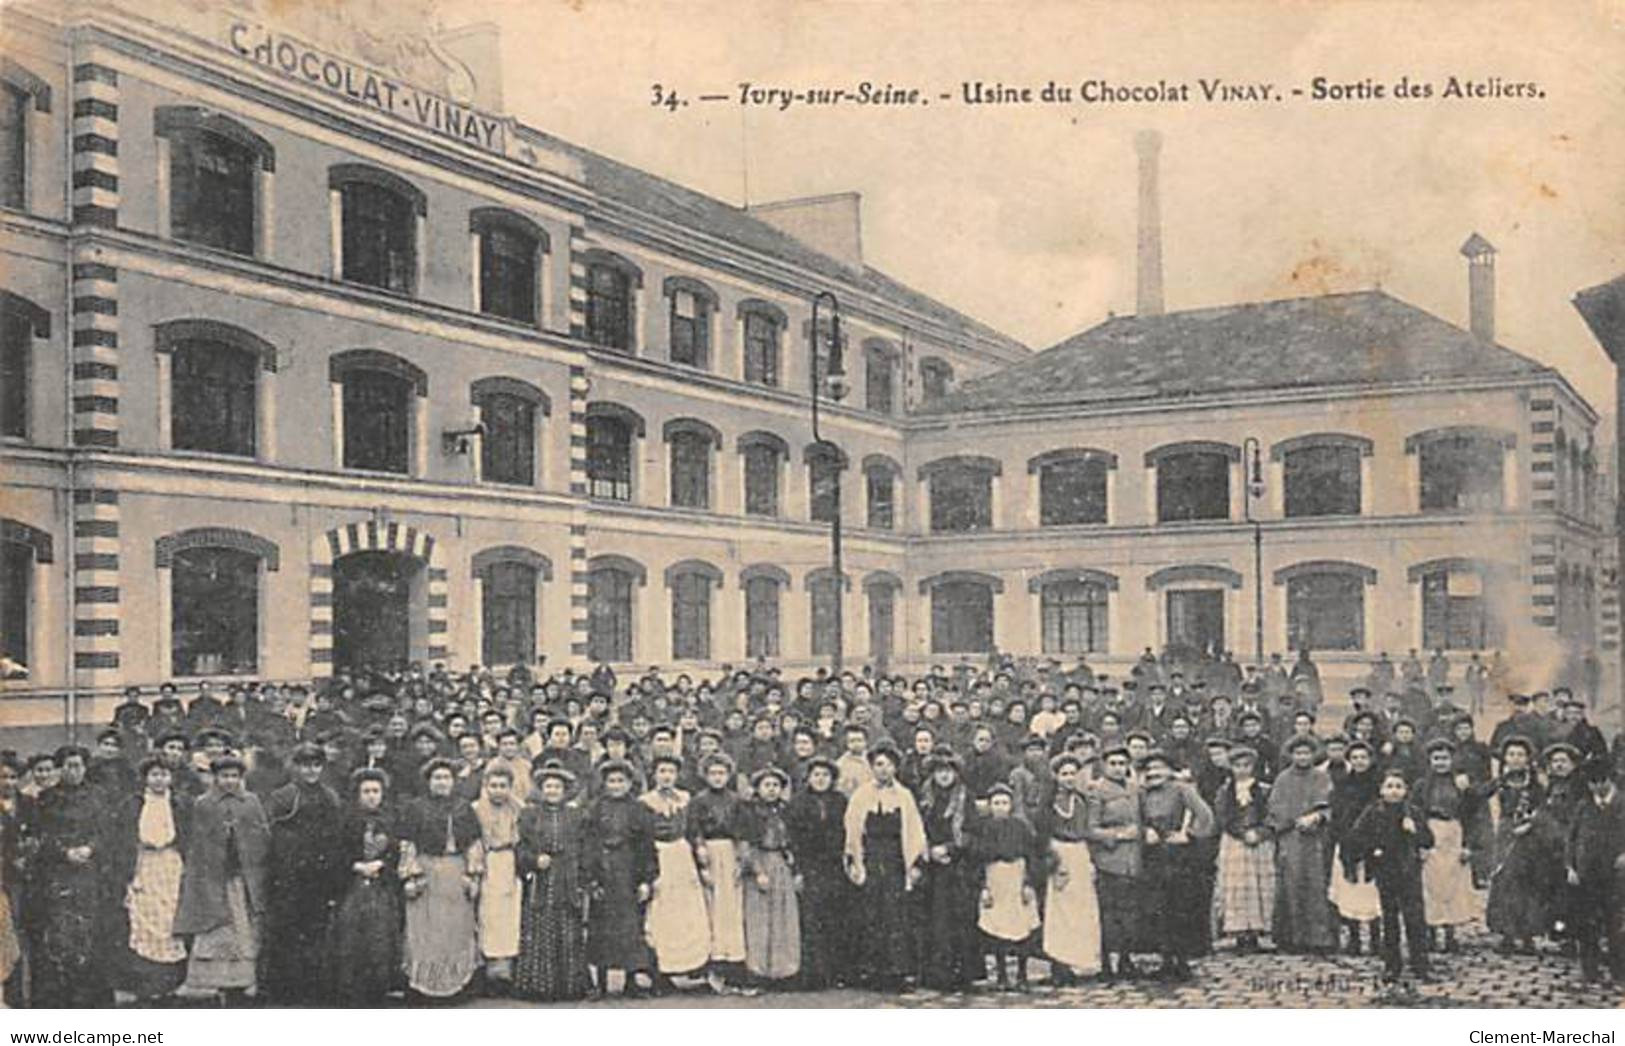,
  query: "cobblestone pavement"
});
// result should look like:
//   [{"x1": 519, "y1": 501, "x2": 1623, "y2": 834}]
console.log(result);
[{"x1": 466, "y1": 926, "x2": 1622, "y2": 1009}]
